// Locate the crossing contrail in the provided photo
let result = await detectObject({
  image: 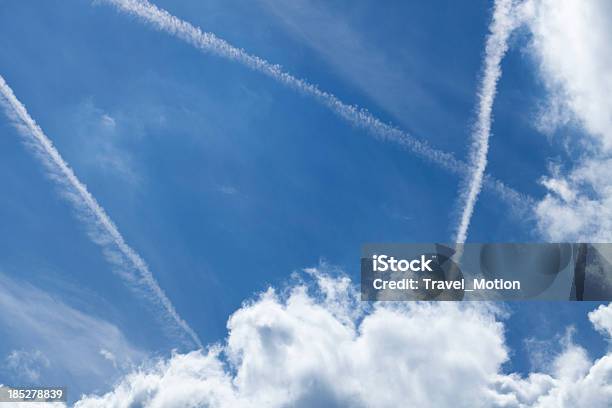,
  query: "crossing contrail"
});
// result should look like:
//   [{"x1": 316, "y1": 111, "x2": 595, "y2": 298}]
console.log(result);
[
  {"x1": 454, "y1": 0, "x2": 518, "y2": 244},
  {"x1": 99, "y1": 0, "x2": 533, "y2": 214},
  {"x1": 0, "y1": 74, "x2": 203, "y2": 350}
]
